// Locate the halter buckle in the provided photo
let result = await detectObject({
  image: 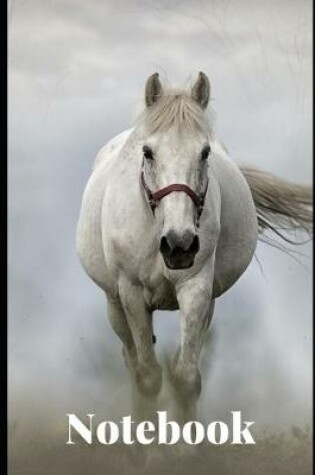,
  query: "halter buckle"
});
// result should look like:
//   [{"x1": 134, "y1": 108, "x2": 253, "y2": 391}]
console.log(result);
[{"x1": 149, "y1": 197, "x2": 158, "y2": 215}]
